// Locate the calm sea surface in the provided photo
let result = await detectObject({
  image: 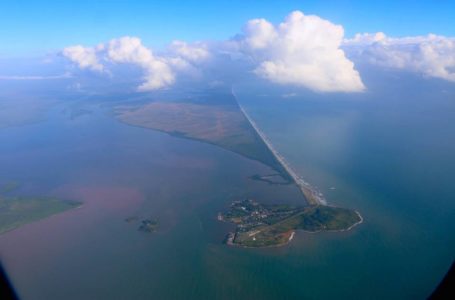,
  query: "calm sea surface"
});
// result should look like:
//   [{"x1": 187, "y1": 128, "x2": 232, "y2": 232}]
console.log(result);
[{"x1": 0, "y1": 77, "x2": 454, "y2": 299}]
